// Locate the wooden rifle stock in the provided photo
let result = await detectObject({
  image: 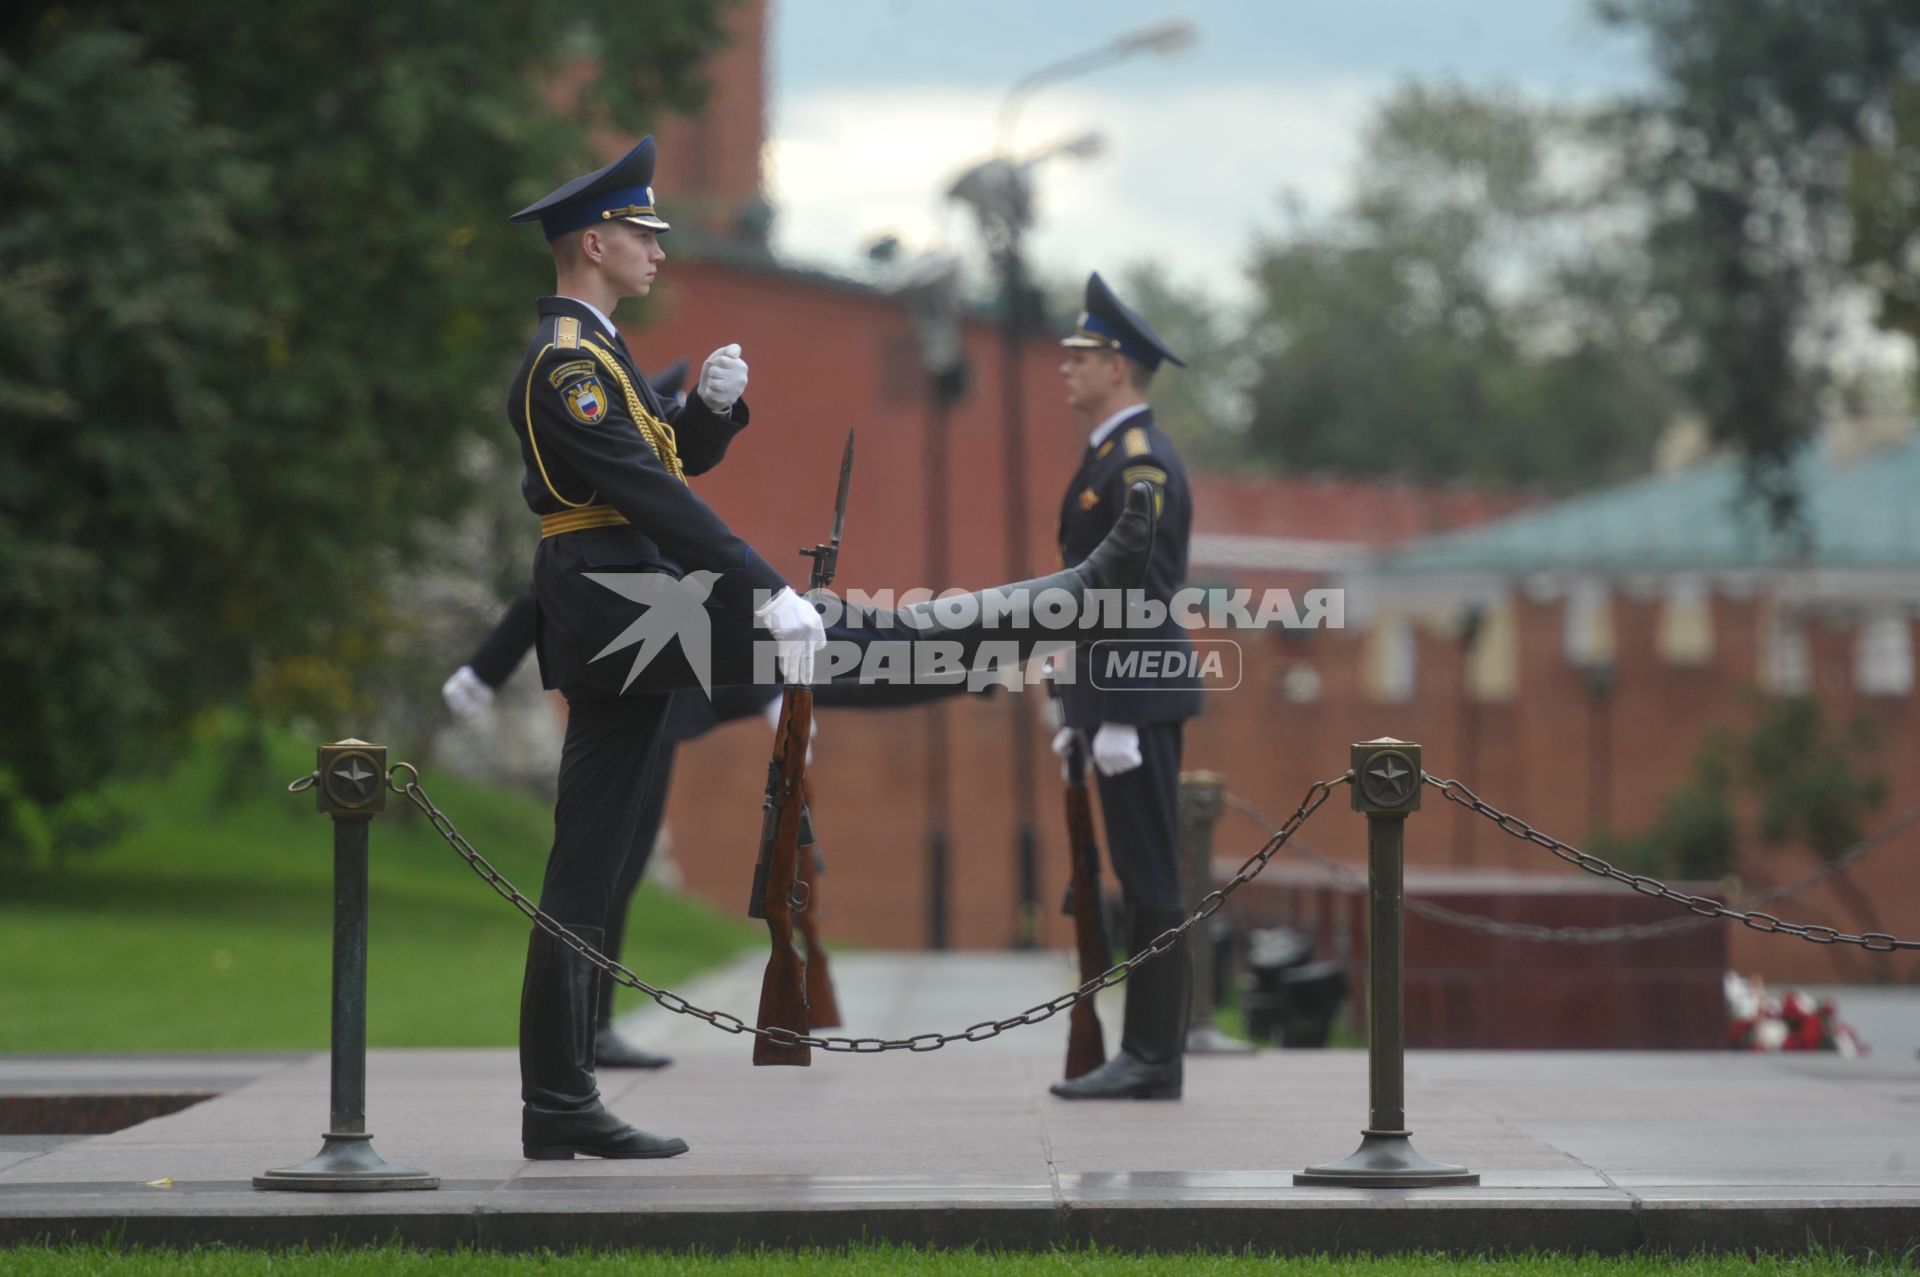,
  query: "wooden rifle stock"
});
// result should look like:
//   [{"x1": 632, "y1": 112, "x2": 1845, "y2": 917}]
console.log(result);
[
  {"x1": 748, "y1": 690, "x2": 812, "y2": 1065},
  {"x1": 1061, "y1": 733, "x2": 1110, "y2": 1079},
  {"x1": 795, "y1": 777, "x2": 842, "y2": 1028},
  {"x1": 749, "y1": 426, "x2": 851, "y2": 1067}
]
